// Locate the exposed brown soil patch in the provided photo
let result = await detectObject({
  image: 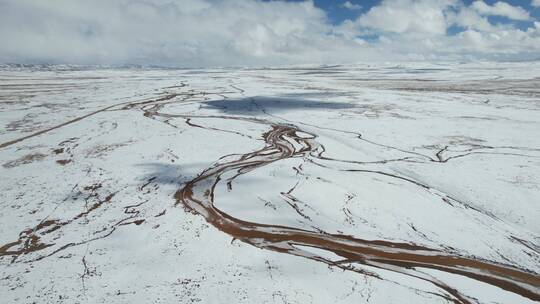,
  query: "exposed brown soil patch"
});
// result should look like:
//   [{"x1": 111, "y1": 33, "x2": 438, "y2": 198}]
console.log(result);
[
  {"x1": 2, "y1": 153, "x2": 47, "y2": 168},
  {"x1": 56, "y1": 159, "x2": 72, "y2": 165}
]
